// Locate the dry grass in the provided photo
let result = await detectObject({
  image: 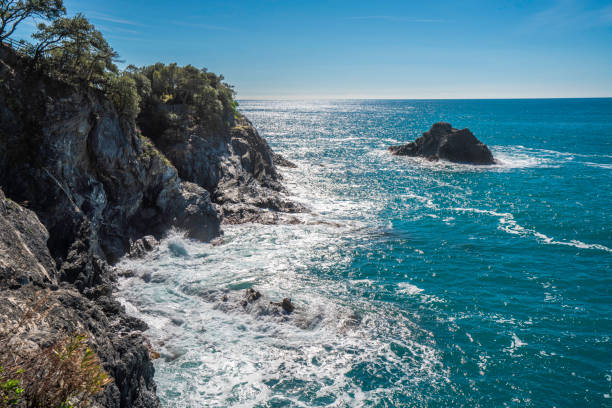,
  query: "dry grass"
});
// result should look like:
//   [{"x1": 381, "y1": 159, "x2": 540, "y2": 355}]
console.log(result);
[{"x1": 0, "y1": 290, "x2": 112, "y2": 407}]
